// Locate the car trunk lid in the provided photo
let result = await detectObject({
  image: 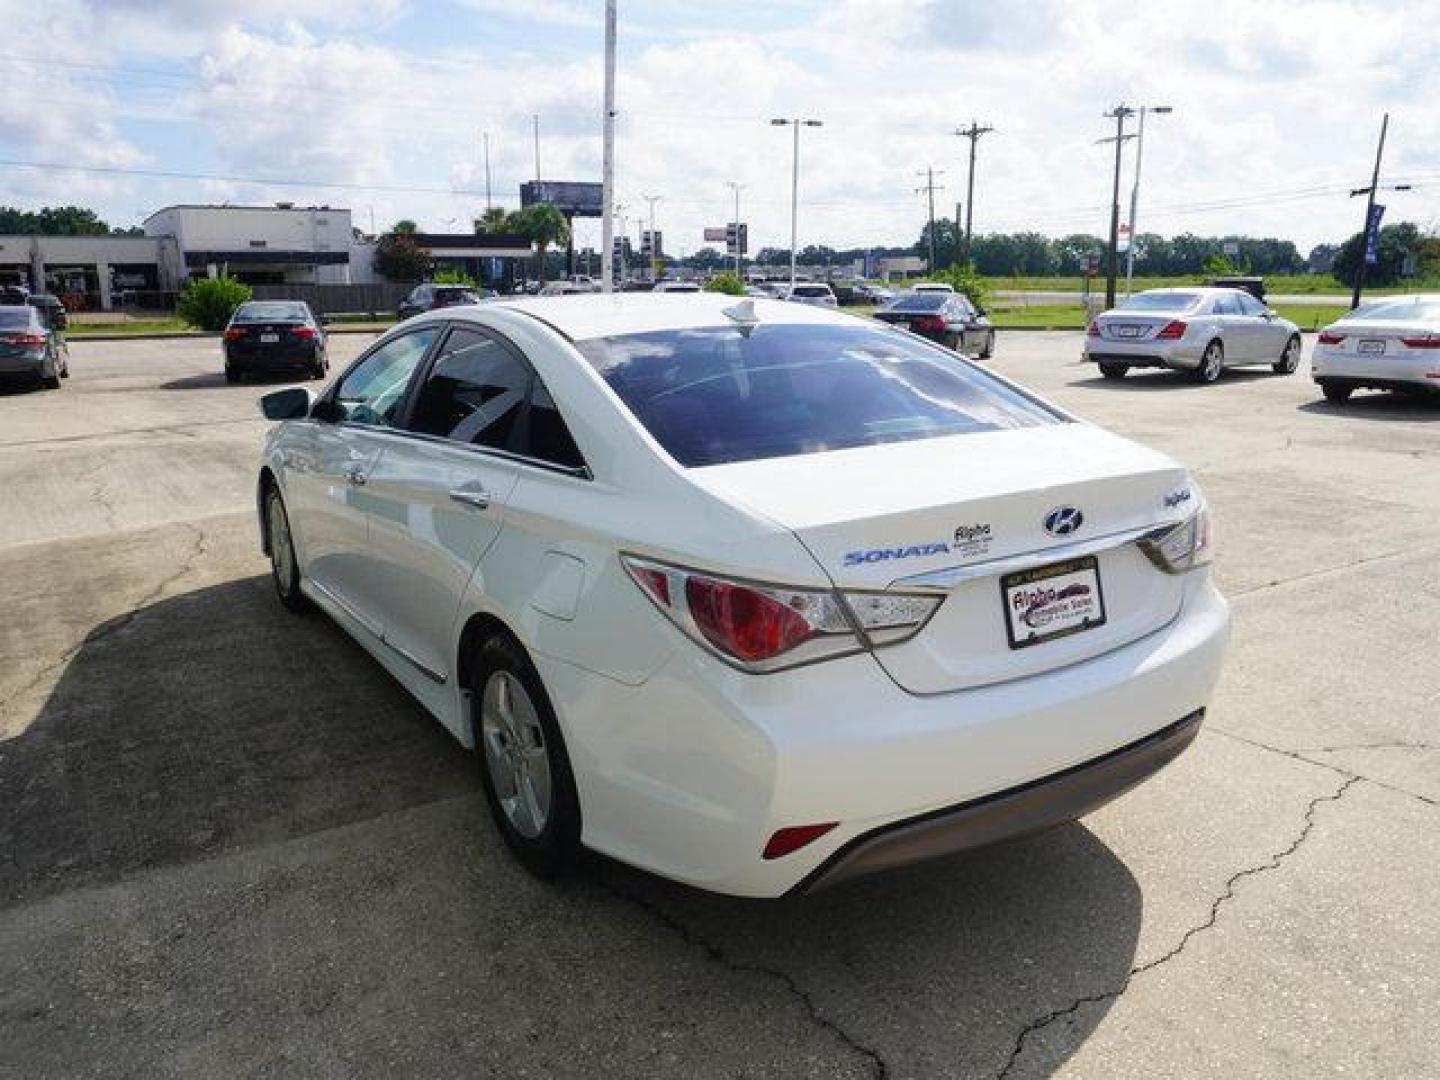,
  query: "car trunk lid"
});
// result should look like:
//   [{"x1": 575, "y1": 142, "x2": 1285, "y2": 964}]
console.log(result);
[{"x1": 690, "y1": 423, "x2": 1191, "y2": 693}]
